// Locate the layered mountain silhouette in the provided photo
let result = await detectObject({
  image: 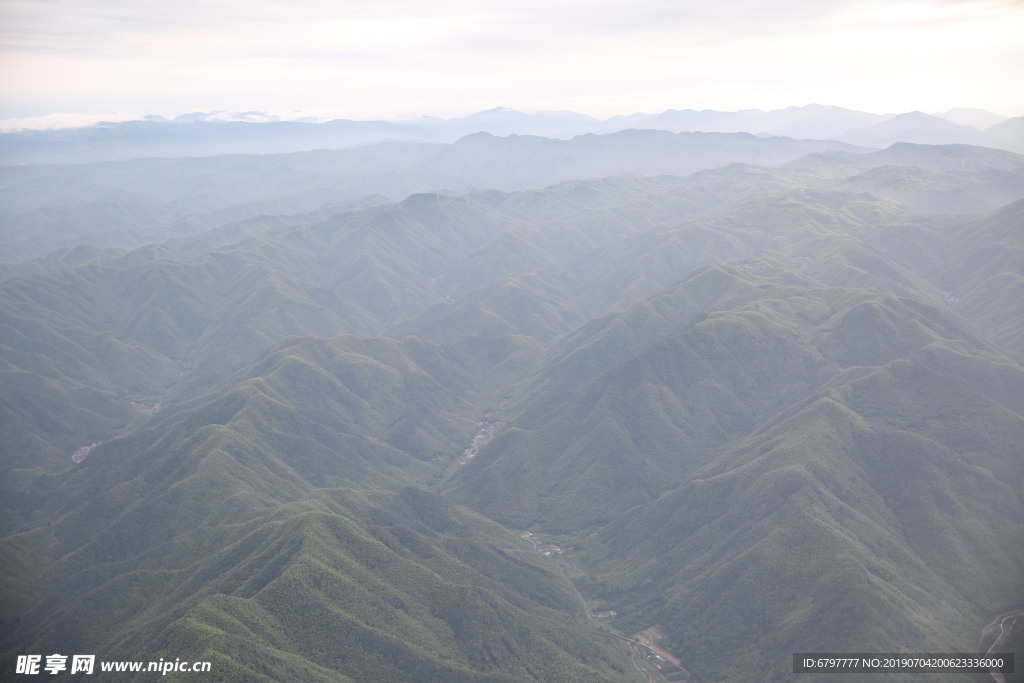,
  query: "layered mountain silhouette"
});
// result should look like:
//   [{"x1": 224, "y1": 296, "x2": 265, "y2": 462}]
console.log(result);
[
  {"x1": 3, "y1": 104, "x2": 1020, "y2": 165},
  {"x1": 837, "y1": 111, "x2": 1012, "y2": 150}
]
